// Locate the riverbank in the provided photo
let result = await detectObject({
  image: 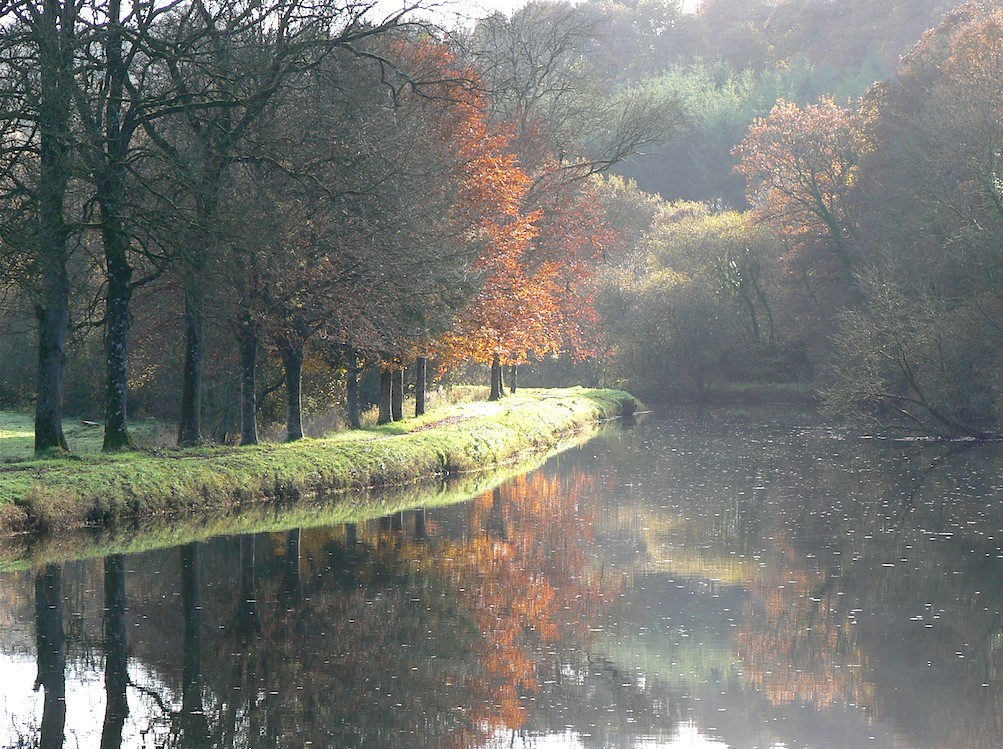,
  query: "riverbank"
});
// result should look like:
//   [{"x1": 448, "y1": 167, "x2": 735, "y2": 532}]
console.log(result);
[{"x1": 0, "y1": 387, "x2": 636, "y2": 538}]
